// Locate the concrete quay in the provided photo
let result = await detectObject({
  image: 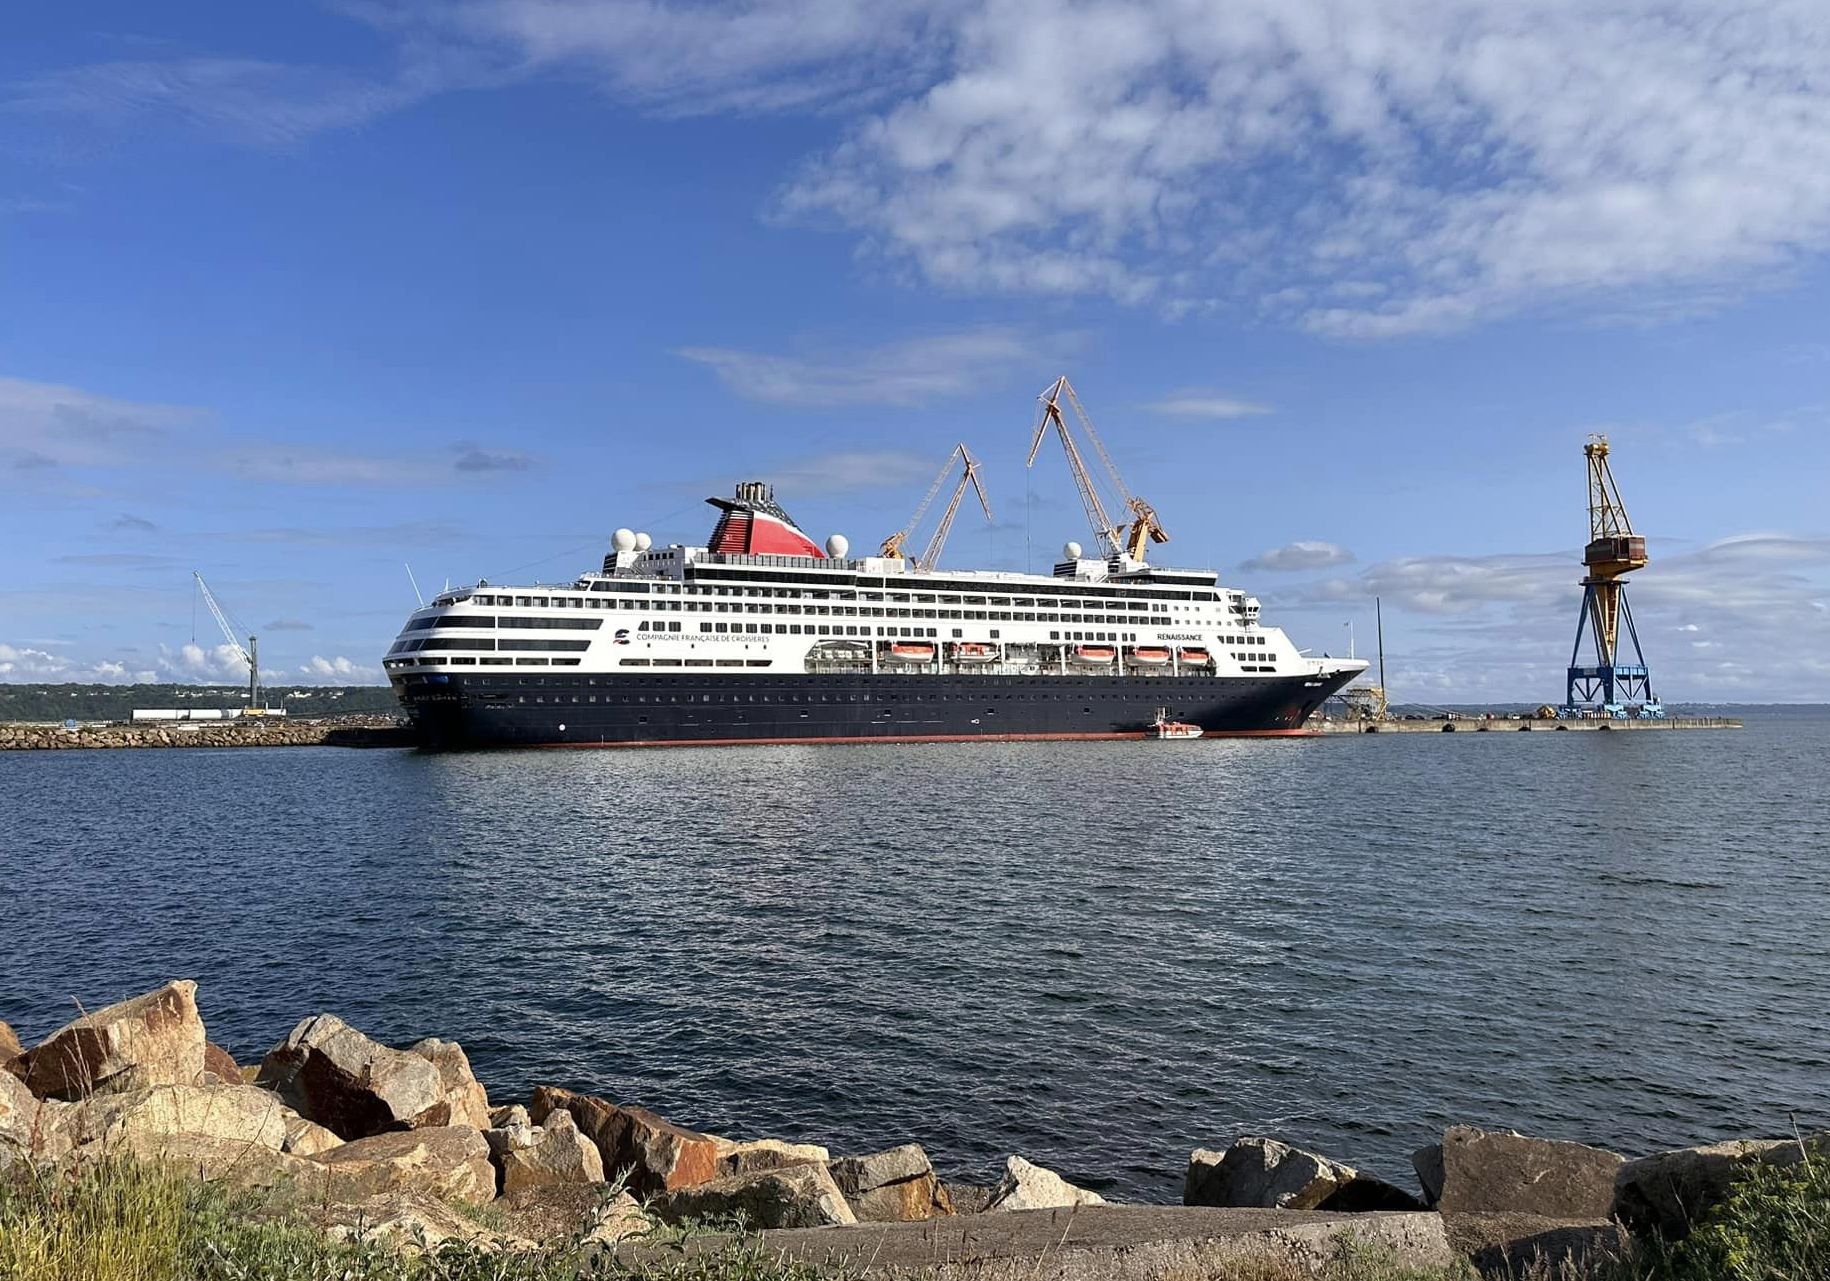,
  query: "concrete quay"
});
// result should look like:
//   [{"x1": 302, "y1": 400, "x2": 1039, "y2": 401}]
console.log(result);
[{"x1": 1317, "y1": 716, "x2": 1740, "y2": 734}]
